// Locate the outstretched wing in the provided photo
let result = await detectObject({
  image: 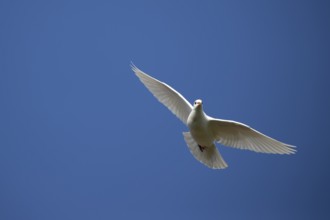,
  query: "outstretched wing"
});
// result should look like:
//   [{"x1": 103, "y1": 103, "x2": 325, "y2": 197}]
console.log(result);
[
  {"x1": 209, "y1": 118, "x2": 296, "y2": 154},
  {"x1": 132, "y1": 64, "x2": 193, "y2": 125}
]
